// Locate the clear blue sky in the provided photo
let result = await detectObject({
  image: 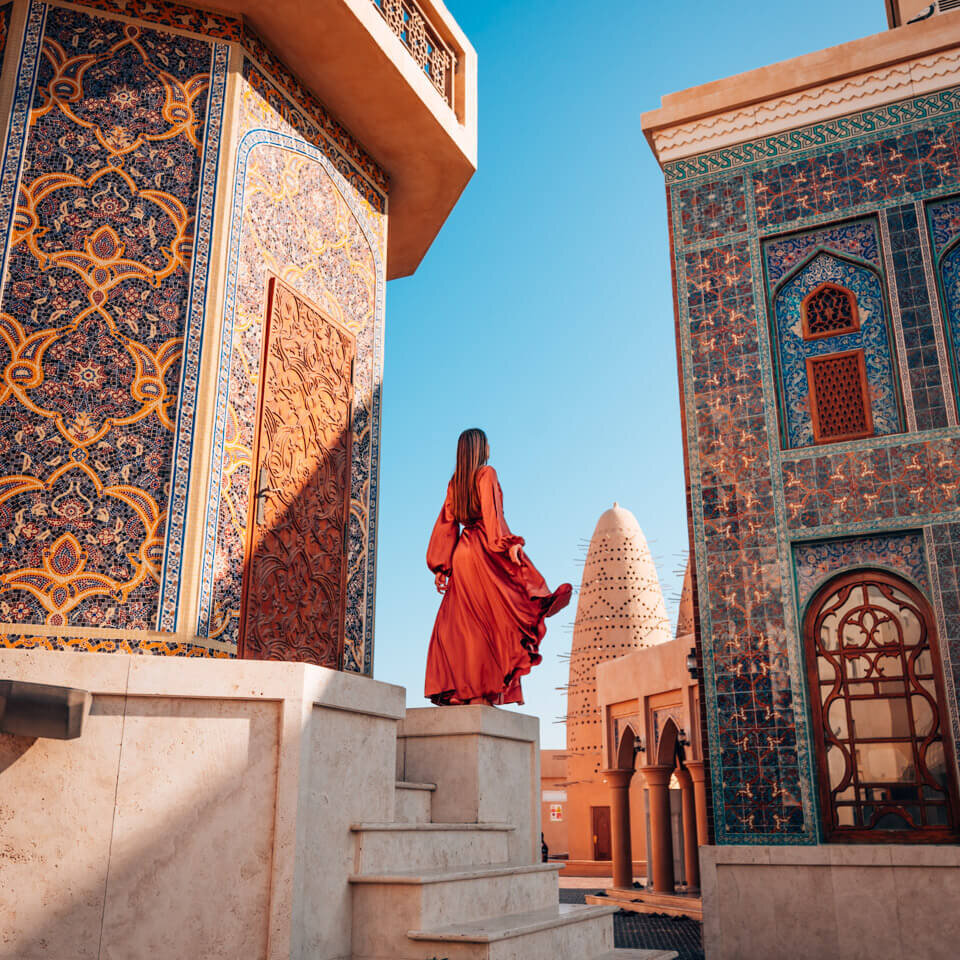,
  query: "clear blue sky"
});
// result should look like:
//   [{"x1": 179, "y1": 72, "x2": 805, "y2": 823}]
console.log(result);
[{"x1": 375, "y1": 0, "x2": 886, "y2": 747}]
